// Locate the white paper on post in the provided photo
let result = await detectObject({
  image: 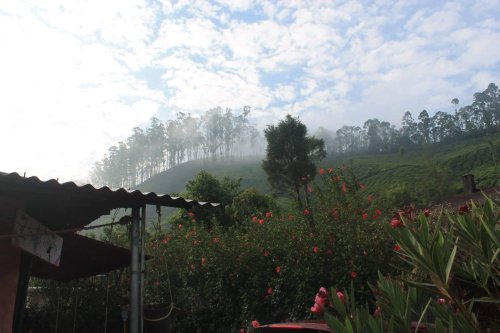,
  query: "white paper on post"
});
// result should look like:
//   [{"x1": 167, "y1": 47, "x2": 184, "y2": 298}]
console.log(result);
[{"x1": 11, "y1": 210, "x2": 63, "y2": 266}]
